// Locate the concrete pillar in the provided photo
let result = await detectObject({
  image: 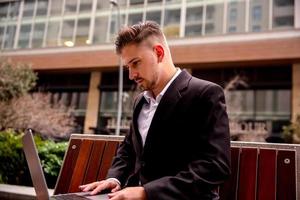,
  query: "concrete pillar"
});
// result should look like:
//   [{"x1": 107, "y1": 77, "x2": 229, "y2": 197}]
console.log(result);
[
  {"x1": 292, "y1": 63, "x2": 300, "y2": 121},
  {"x1": 84, "y1": 71, "x2": 101, "y2": 134},
  {"x1": 295, "y1": 0, "x2": 300, "y2": 28}
]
